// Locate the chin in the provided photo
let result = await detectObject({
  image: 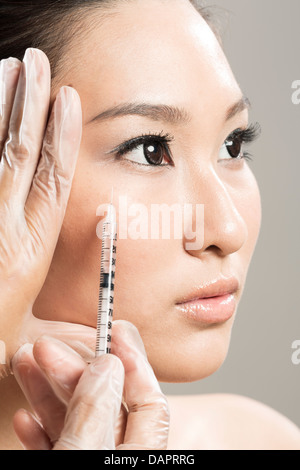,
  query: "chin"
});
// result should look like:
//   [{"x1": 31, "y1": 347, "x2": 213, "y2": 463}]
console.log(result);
[{"x1": 147, "y1": 330, "x2": 231, "y2": 384}]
